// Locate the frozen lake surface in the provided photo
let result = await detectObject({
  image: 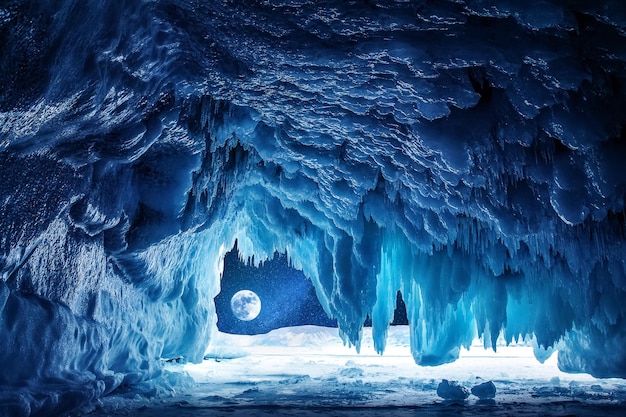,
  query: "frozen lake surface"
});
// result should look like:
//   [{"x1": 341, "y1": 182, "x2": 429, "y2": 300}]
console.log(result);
[{"x1": 89, "y1": 326, "x2": 626, "y2": 416}]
